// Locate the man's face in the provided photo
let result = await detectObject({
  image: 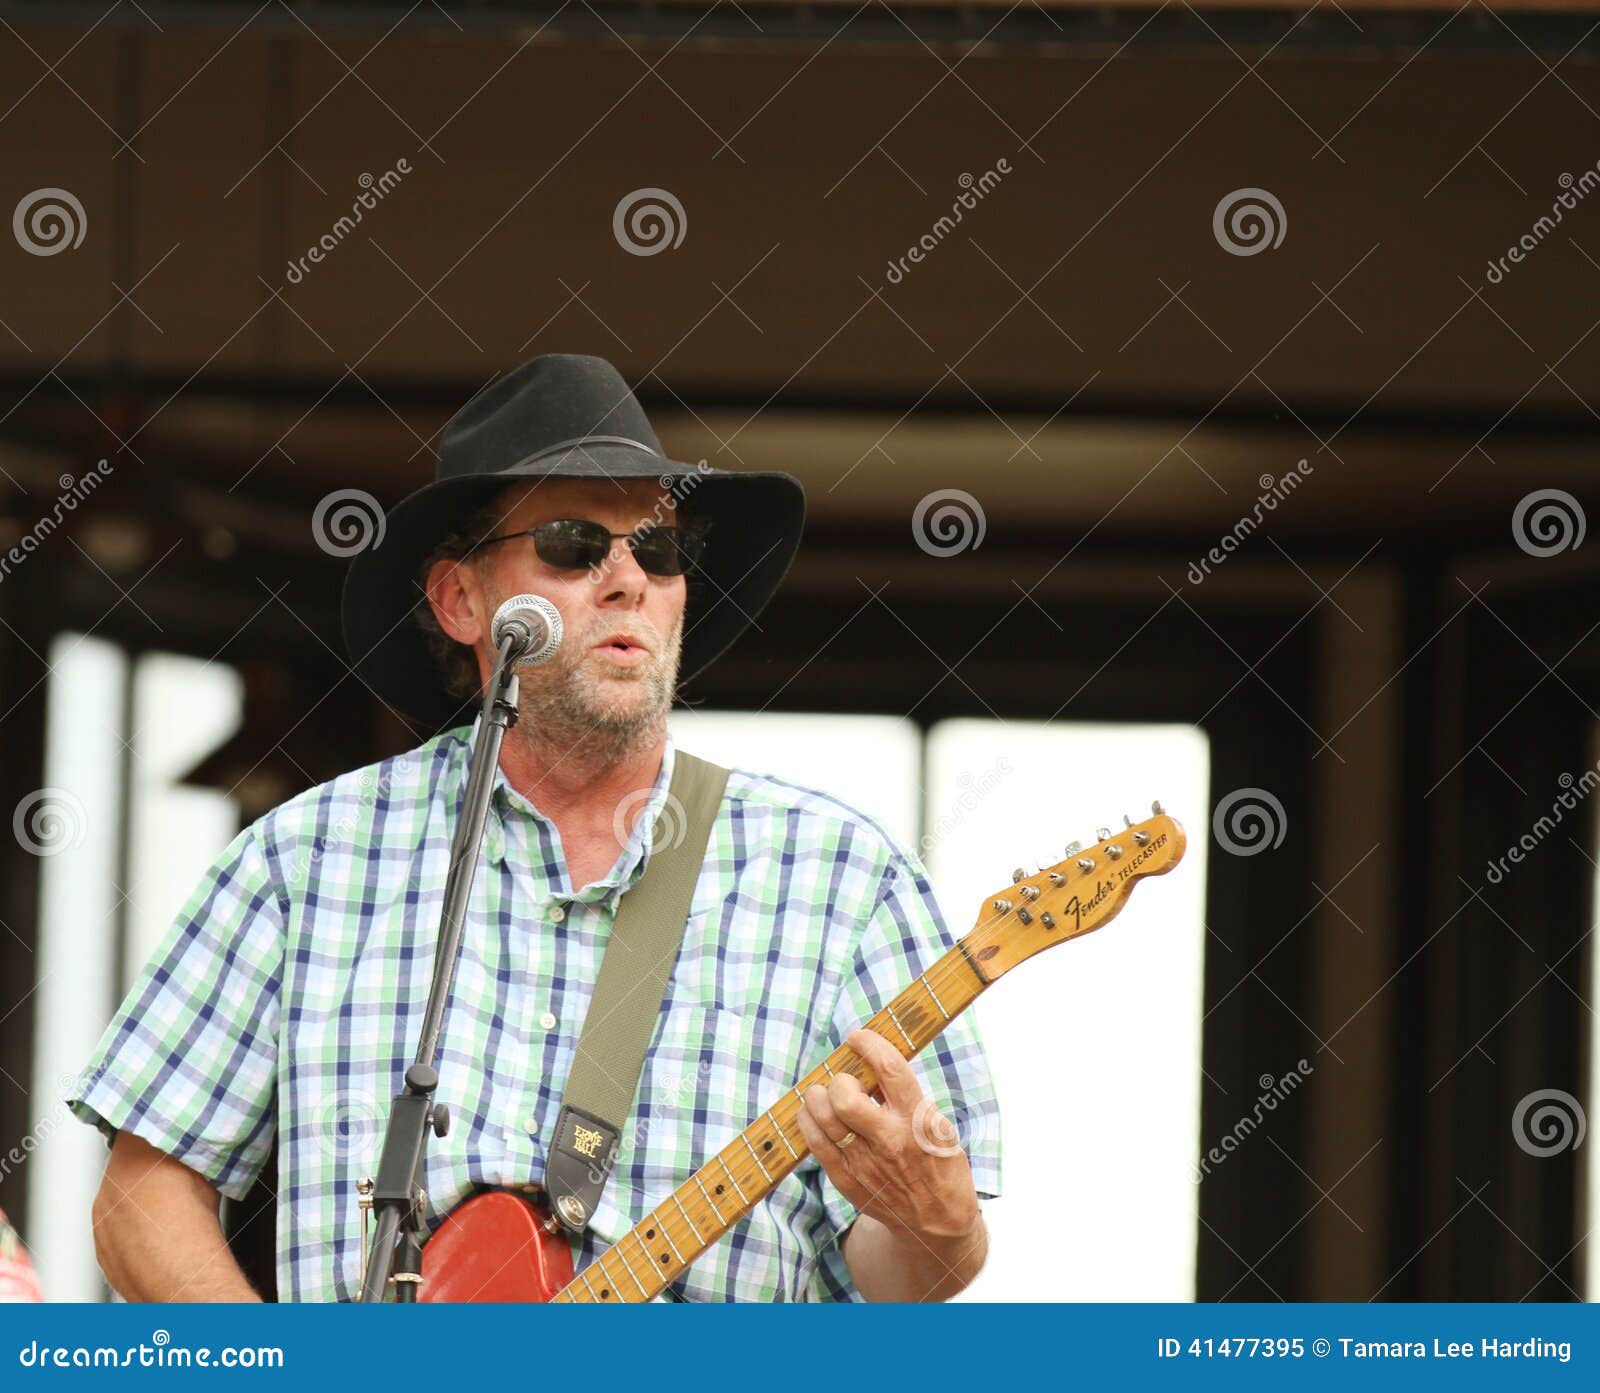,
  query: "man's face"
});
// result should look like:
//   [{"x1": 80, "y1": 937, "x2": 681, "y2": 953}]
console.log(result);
[{"x1": 461, "y1": 478, "x2": 690, "y2": 742}]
